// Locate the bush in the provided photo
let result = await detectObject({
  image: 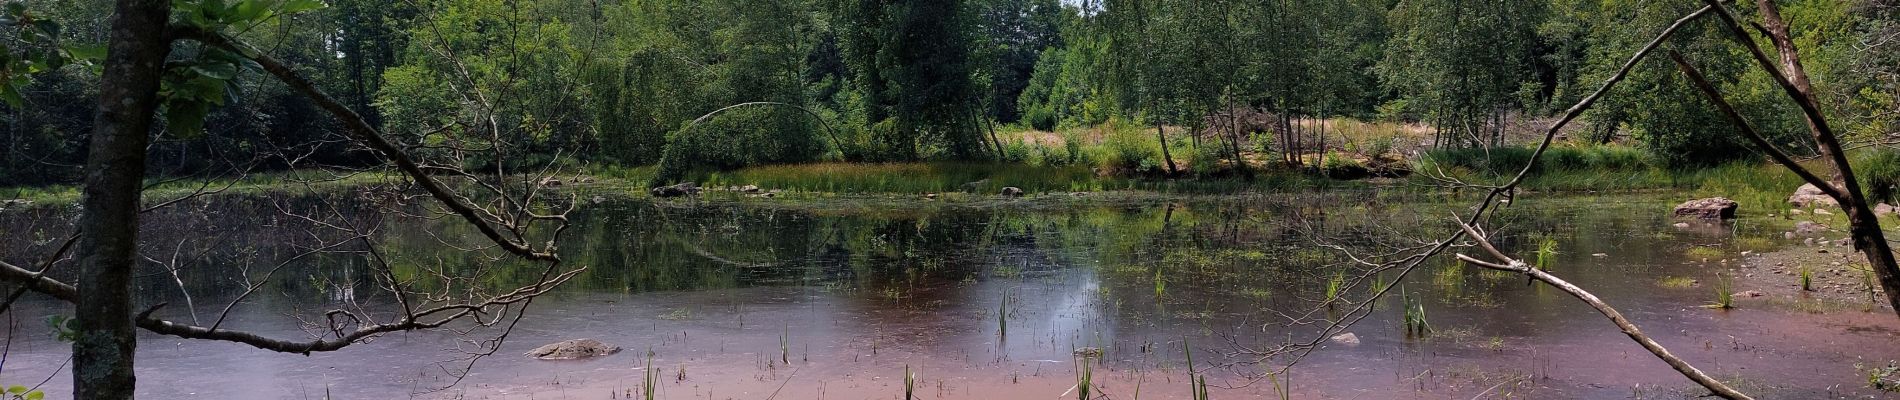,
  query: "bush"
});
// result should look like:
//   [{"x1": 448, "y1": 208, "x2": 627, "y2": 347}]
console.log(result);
[
  {"x1": 1860, "y1": 149, "x2": 1900, "y2": 204},
  {"x1": 1101, "y1": 124, "x2": 1159, "y2": 172},
  {"x1": 1322, "y1": 152, "x2": 1369, "y2": 180}
]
